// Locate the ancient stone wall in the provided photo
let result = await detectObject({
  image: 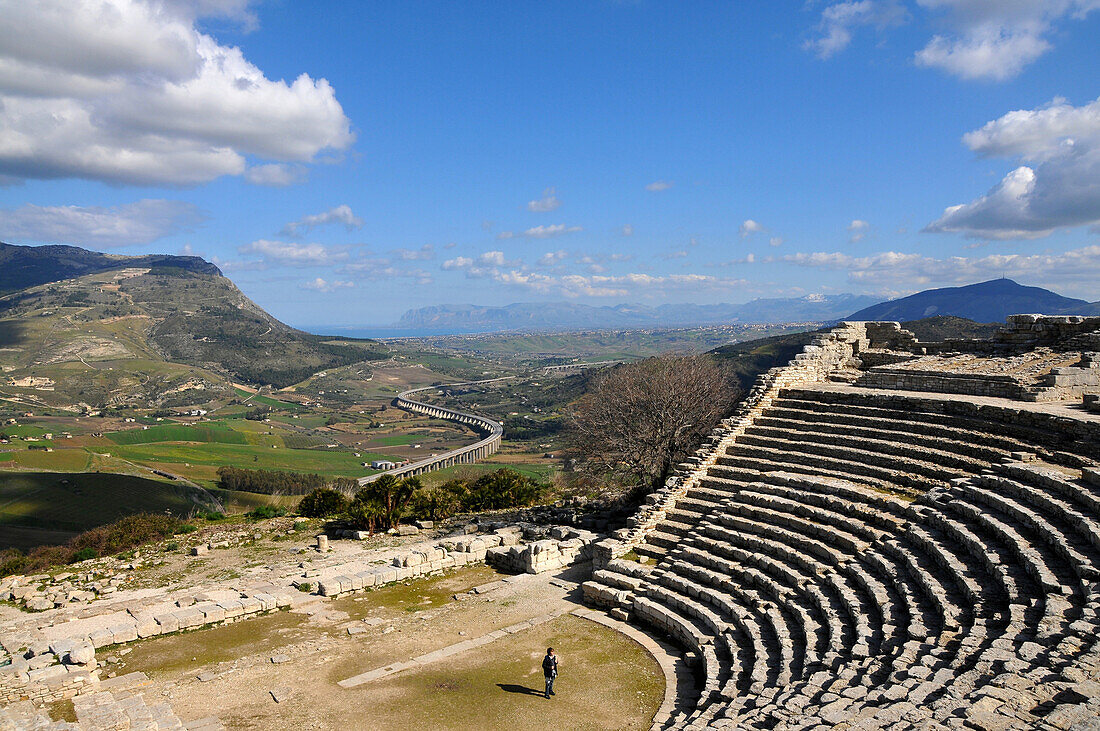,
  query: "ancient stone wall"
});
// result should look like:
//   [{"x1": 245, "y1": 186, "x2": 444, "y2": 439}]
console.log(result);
[
  {"x1": 594, "y1": 321, "x2": 873, "y2": 566},
  {"x1": 486, "y1": 526, "x2": 599, "y2": 574},
  {"x1": 995, "y1": 314, "x2": 1100, "y2": 348}
]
